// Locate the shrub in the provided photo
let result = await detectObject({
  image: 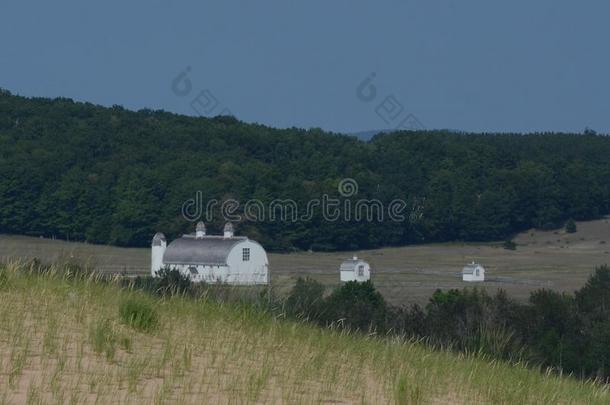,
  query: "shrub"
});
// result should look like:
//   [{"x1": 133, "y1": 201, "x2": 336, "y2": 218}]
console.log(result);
[
  {"x1": 285, "y1": 277, "x2": 326, "y2": 322},
  {"x1": 503, "y1": 240, "x2": 517, "y2": 250},
  {"x1": 156, "y1": 267, "x2": 192, "y2": 296},
  {"x1": 565, "y1": 218, "x2": 577, "y2": 233},
  {"x1": 119, "y1": 297, "x2": 158, "y2": 332},
  {"x1": 324, "y1": 281, "x2": 387, "y2": 332}
]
